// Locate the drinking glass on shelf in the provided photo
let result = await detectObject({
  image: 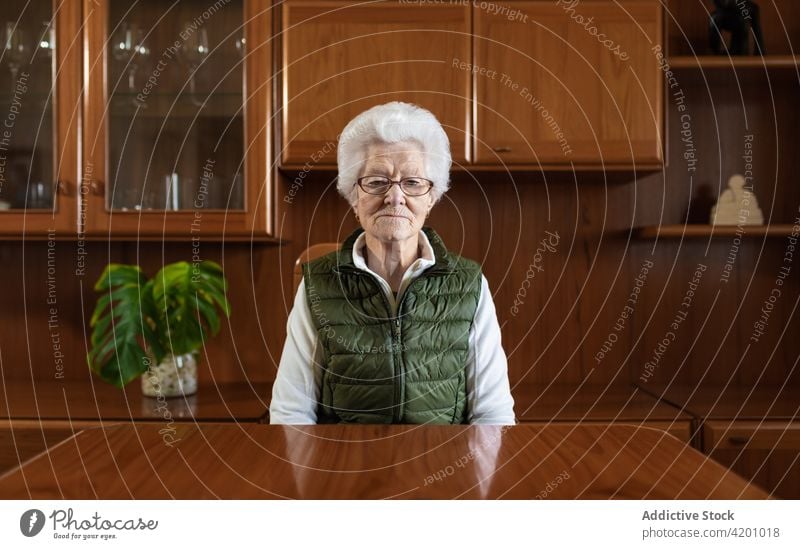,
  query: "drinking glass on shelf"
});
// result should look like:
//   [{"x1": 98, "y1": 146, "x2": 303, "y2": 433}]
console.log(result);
[
  {"x1": 230, "y1": 173, "x2": 244, "y2": 210},
  {"x1": 140, "y1": 182, "x2": 164, "y2": 210},
  {"x1": 116, "y1": 186, "x2": 142, "y2": 211},
  {"x1": 178, "y1": 26, "x2": 209, "y2": 105},
  {"x1": 27, "y1": 181, "x2": 51, "y2": 209},
  {"x1": 3, "y1": 22, "x2": 29, "y2": 93},
  {"x1": 111, "y1": 22, "x2": 149, "y2": 95},
  {"x1": 164, "y1": 172, "x2": 181, "y2": 210},
  {"x1": 36, "y1": 20, "x2": 55, "y2": 61}
]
